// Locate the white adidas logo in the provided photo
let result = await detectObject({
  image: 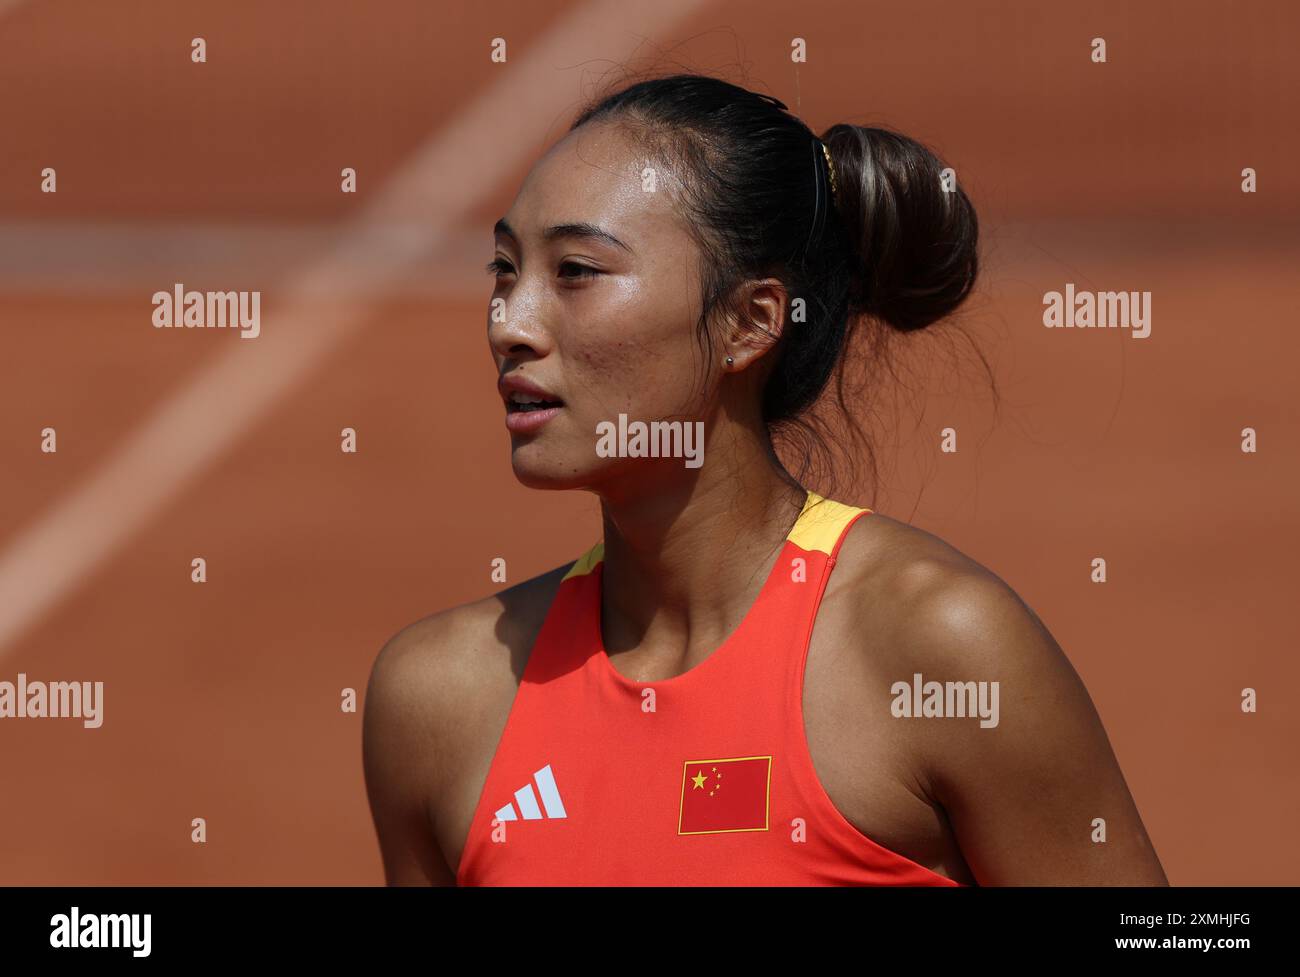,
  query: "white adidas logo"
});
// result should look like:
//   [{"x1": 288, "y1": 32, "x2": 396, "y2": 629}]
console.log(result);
[{"x1": 493, "y1": 763, "x2": 568, "y2": 822}]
